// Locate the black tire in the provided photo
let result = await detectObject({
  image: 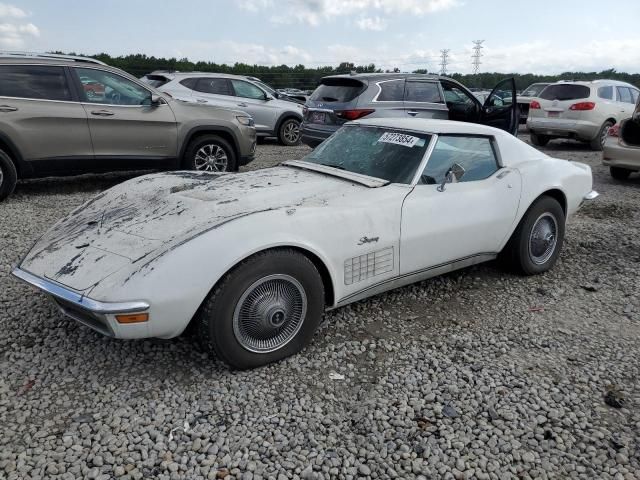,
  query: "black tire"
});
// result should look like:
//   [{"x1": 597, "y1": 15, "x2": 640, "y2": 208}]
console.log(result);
[
  {"x1": 502, "y1": 196, "x2": 565, "y2": 276},
  {"x1": 278, "y1": 118, "x2": 301, "y2": 146},
  {"x1": 183, "y1": 134, "x2": 237, "y2": 172},
  {"x1": 610, "y1": 166, "x2": 632, "y2": 180},
  {"x1": 530, "y1": 132, "x2": 550, "y2": 147},
  {"x1": 590, "y1": 120, "x2": 614, "y2": 151},
  {"x1": 0, "y1": 149, "x2": 17, "y2": 202},
  {"x1": 195, "y1": 249, "x2": 325, "y2": 369}
]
